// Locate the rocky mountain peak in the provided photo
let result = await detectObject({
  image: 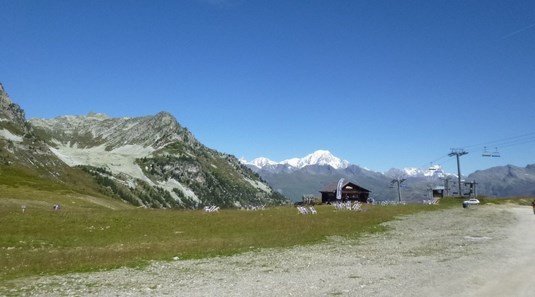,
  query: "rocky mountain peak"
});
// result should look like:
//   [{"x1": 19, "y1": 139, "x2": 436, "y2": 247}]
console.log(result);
[
  {"x1": 86, "y1": 112, "x2": 109, "y2": 120},
  {"x1": 298, "y1": 150, "x2": 349, "y2": 169},
  {"x1": 0, "y1": 83, "x2": 28, "y2": 130},
  {"x1": 151, "y1": 111, "x2": 180, "y2": 131},
  {"x1": 0, "y1": 83, "x2": 13, "y2": 106},
  {"x1": 29, "y1": 109, "x2": 192, "y2": 151},
  {"x1": 154, "y1": 111, "x2": 174, "y2": 120},
  {"x1": 249, "y1": 157, "x2": 277, "y2": 168}
]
